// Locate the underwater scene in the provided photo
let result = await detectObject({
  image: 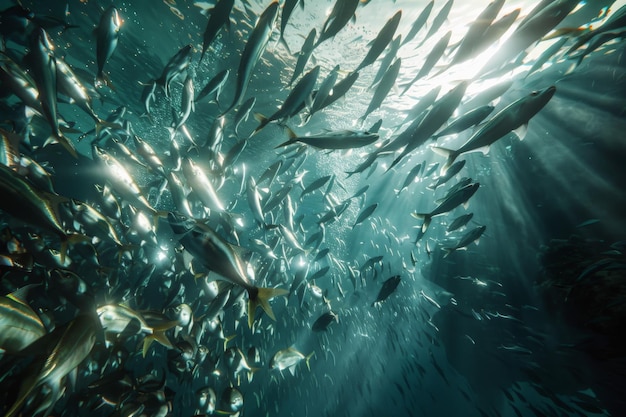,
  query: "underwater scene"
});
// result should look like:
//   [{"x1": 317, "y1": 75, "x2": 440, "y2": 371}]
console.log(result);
[{"x1": 1, "y1": 0, "x2": 625, "y2": 416}]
